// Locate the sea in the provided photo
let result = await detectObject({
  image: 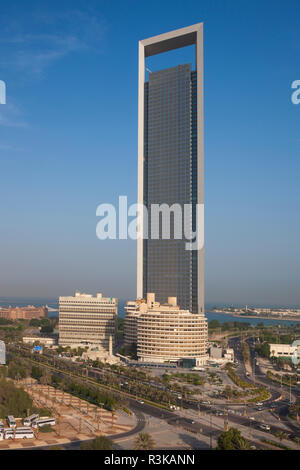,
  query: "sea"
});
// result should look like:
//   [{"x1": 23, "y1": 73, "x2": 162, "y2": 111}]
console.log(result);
[{"x1": 0, "y1": 297, "x2": 299, "y2": 327}]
